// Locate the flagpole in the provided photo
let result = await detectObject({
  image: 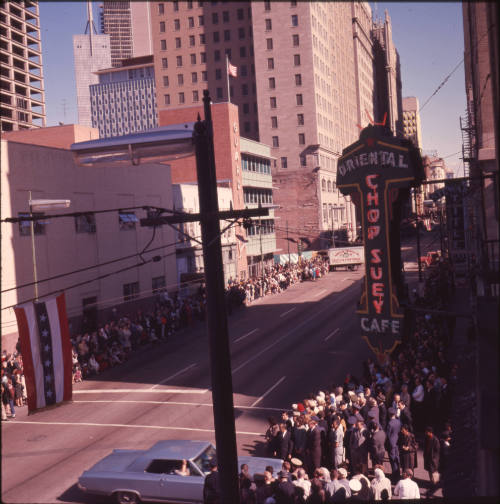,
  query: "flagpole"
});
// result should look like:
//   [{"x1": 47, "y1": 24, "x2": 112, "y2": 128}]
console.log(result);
[{"x1": 226, "y1": 54, "x2": 231, "y2": 103}]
